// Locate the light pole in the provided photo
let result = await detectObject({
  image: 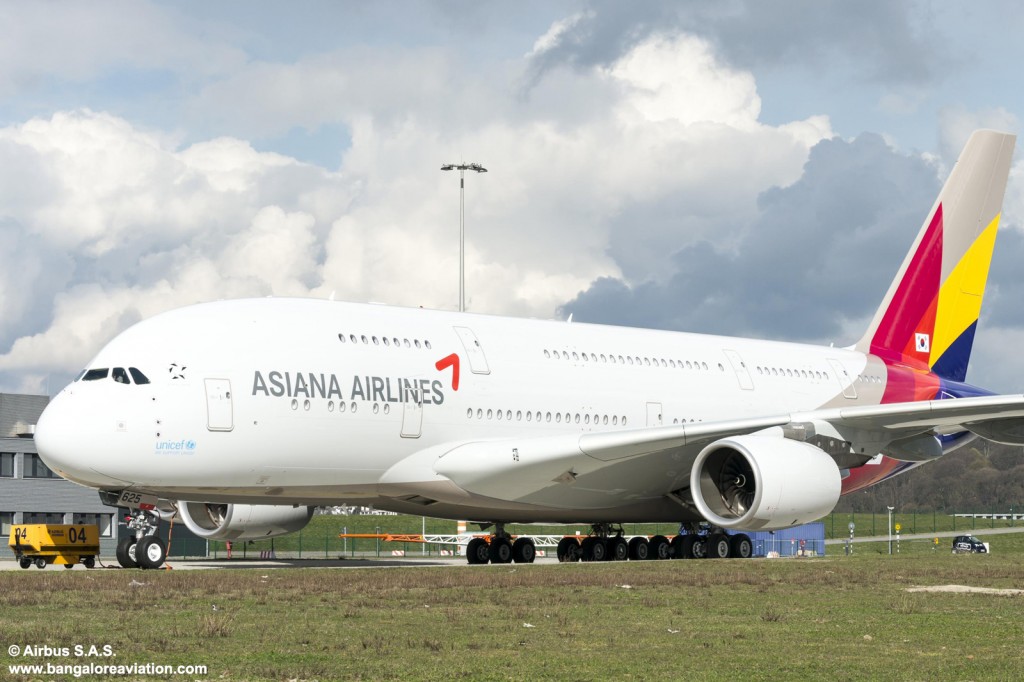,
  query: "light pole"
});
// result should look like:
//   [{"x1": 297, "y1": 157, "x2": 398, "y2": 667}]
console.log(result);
[
  {"x1": 887, "y1": 506, "x2": 894, "y2": 555},
  {"x1": 440, "y1": 162, "x2": 487, "y2": 312}
]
